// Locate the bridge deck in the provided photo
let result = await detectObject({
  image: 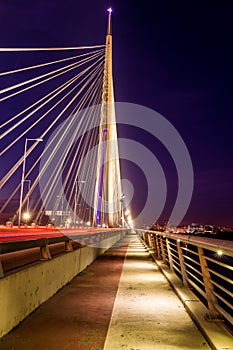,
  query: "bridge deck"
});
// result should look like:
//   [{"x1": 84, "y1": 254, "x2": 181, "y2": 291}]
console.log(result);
[{"x1": 1, "y1": 232, "x2": 210, "y2": 350}]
